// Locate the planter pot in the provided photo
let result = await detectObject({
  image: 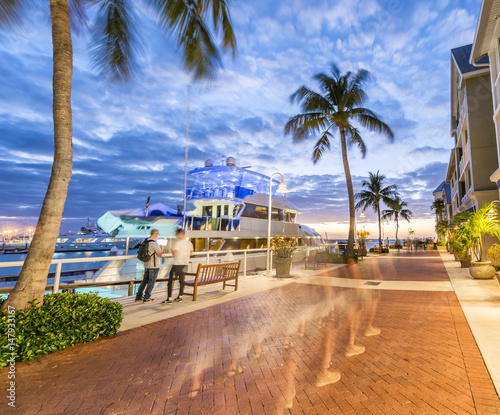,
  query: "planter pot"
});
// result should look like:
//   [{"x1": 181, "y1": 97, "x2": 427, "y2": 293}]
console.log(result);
[
  {"x1": 453, "y1": 252, "x2": 459, "y2": 261},
  {"x1": 460, "y1": 254, "x2": 471, "y2": 268},
  {"x1": 274, "y1": 257, "x2": 293, "y2": 278},
  {"x1": 437, "y1": 246, "x2": 447, "y2": 252},
  {"x1": 469, "y1": 261, "x2": 495, "y2": 279}
]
